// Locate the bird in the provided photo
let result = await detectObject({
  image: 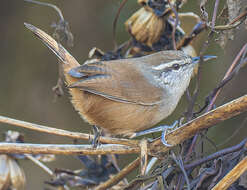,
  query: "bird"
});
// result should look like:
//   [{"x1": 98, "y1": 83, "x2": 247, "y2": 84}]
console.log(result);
[{"x1": 24, "y1": 23, "x2": 216, "y2": 145}]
